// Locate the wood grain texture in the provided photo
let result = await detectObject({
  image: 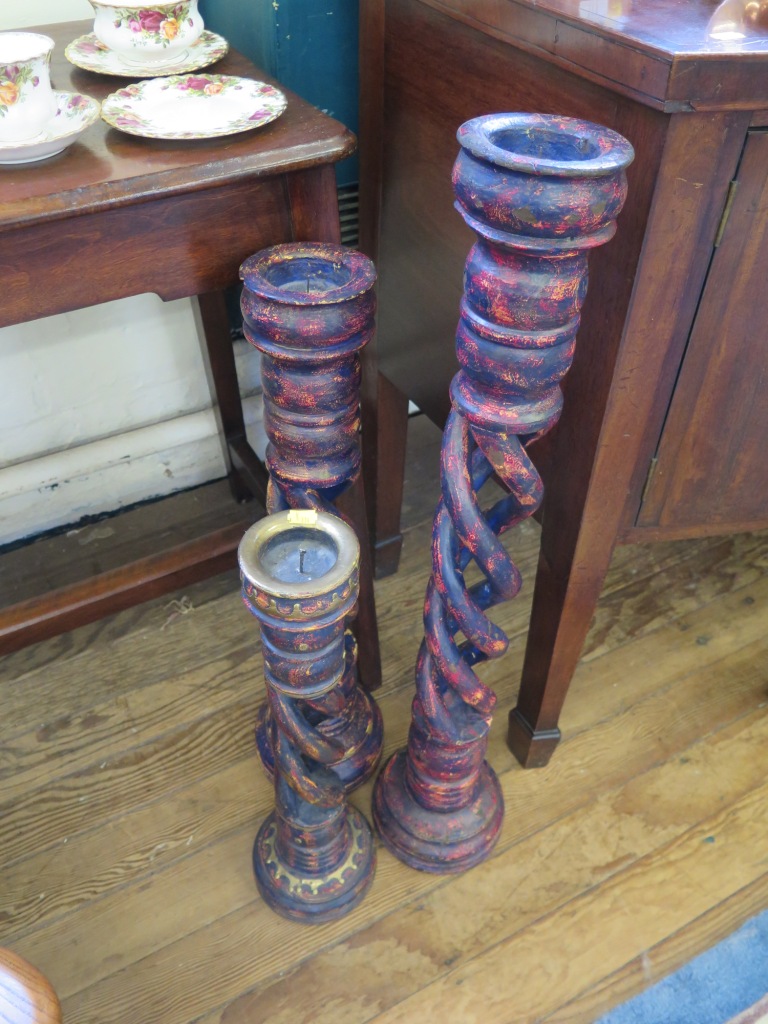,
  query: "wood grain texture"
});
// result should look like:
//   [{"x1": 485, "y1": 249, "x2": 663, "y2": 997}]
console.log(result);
[
  {"x1": 1, "y1": 419, "x2": 767, "y2": 1023},
  {"x1": 0, "y1": 949, "x2": 60, "y2": 1024}
]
